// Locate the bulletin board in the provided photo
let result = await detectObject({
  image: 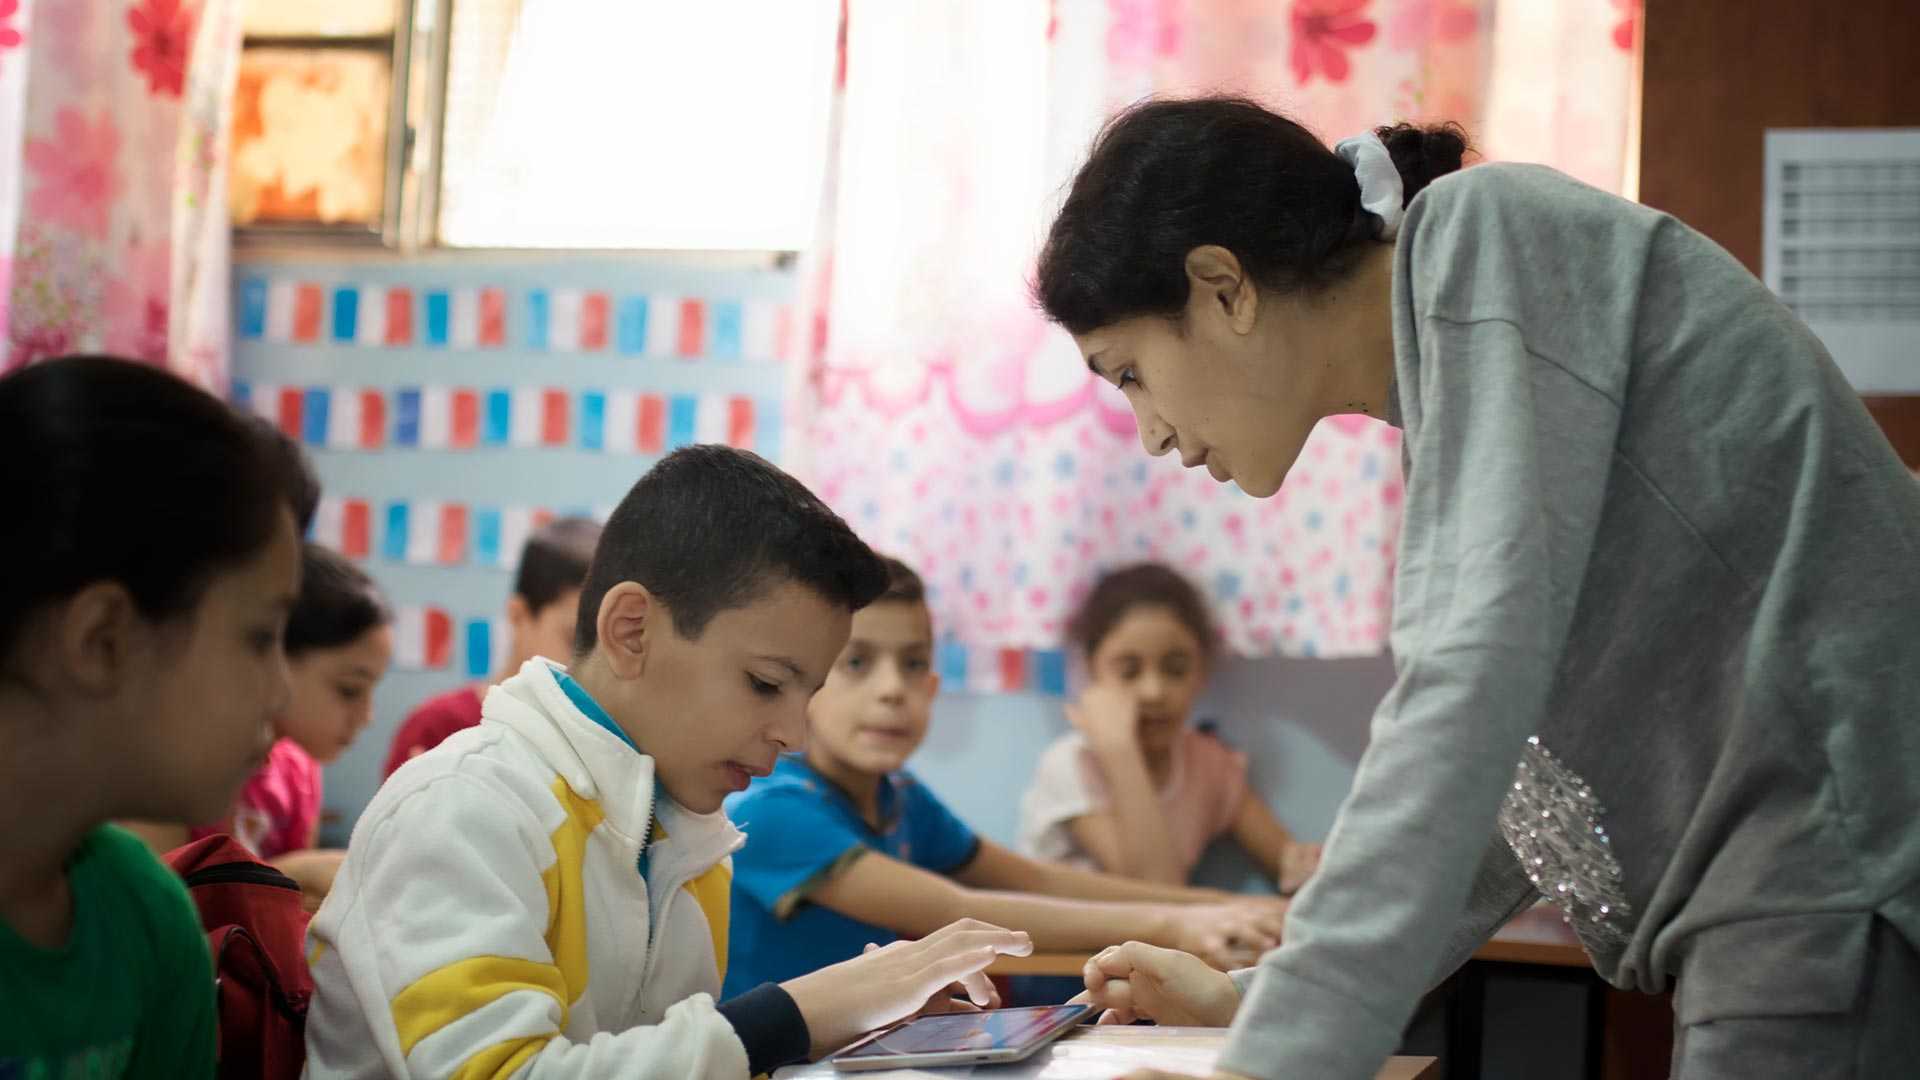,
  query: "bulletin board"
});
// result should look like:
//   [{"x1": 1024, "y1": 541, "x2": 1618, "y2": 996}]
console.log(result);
[{"x1": 230, "y1": 255, "x2": 797, "y2": 838}]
